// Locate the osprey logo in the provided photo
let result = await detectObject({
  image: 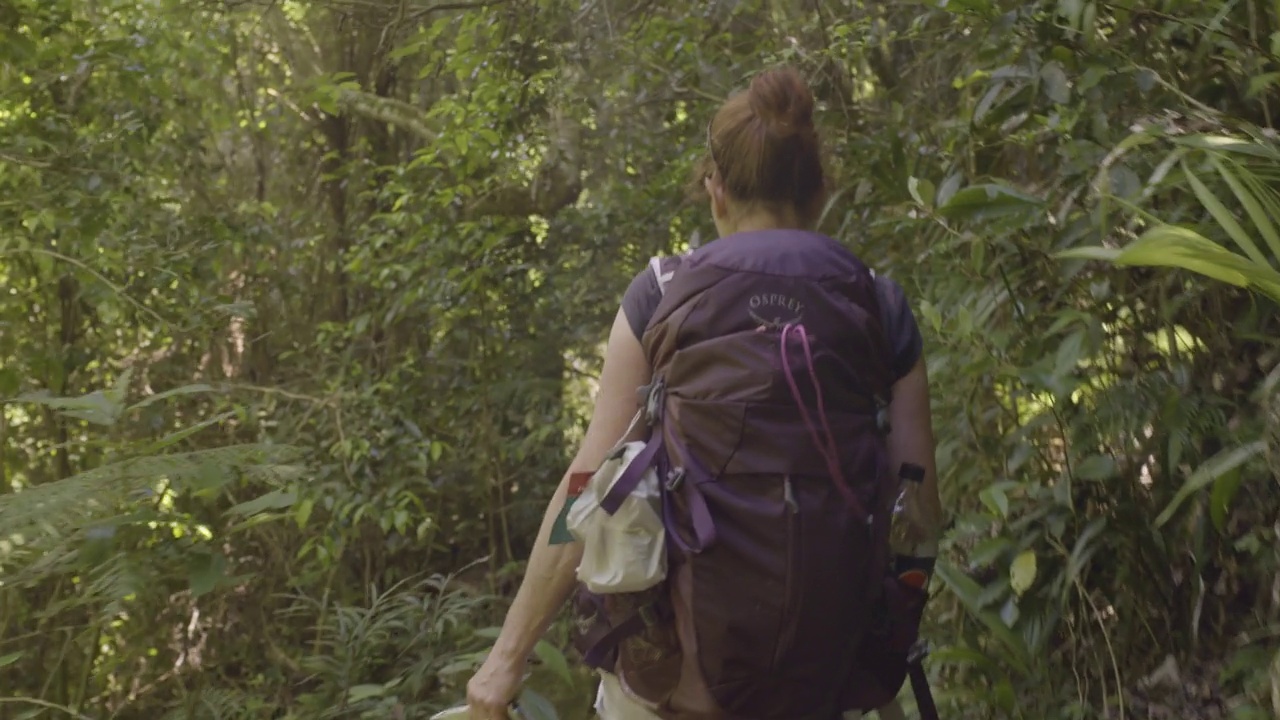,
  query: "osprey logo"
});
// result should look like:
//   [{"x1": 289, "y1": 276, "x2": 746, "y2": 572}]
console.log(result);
[{"x1": 748, "y1": 292, "x2": 804, "y2": 330}]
